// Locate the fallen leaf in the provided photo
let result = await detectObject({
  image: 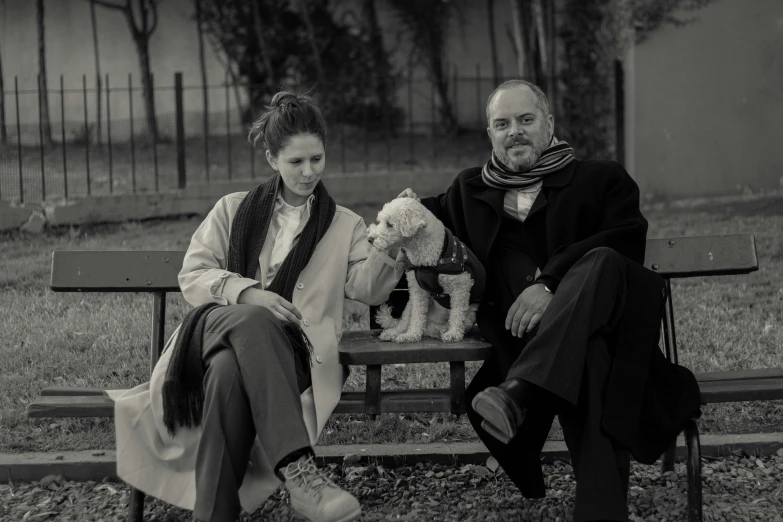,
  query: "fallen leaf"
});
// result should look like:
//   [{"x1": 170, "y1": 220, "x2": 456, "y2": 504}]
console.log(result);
[{"x1": 486, "y1": 456, "x2": 499, "y2": 472}]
